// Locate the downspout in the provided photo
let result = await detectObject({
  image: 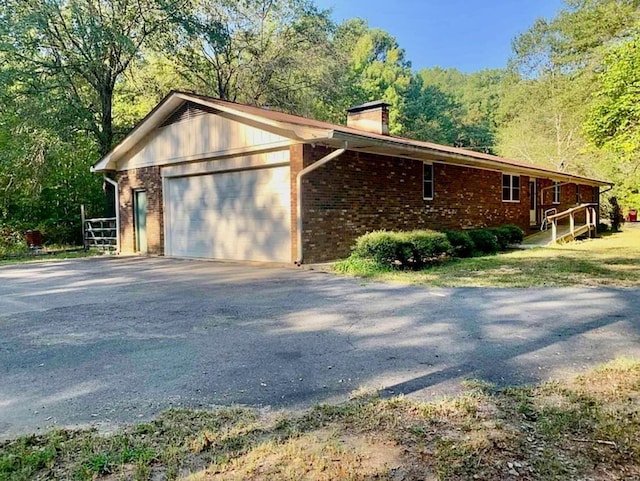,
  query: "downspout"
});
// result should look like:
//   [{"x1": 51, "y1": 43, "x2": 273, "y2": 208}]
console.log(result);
[
  {"x1": 295, "y1": 146, "x2": 347, "y2": 266},
  {"x1": 103, "y1": 175, "x2": 120, "y2": 253}
]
